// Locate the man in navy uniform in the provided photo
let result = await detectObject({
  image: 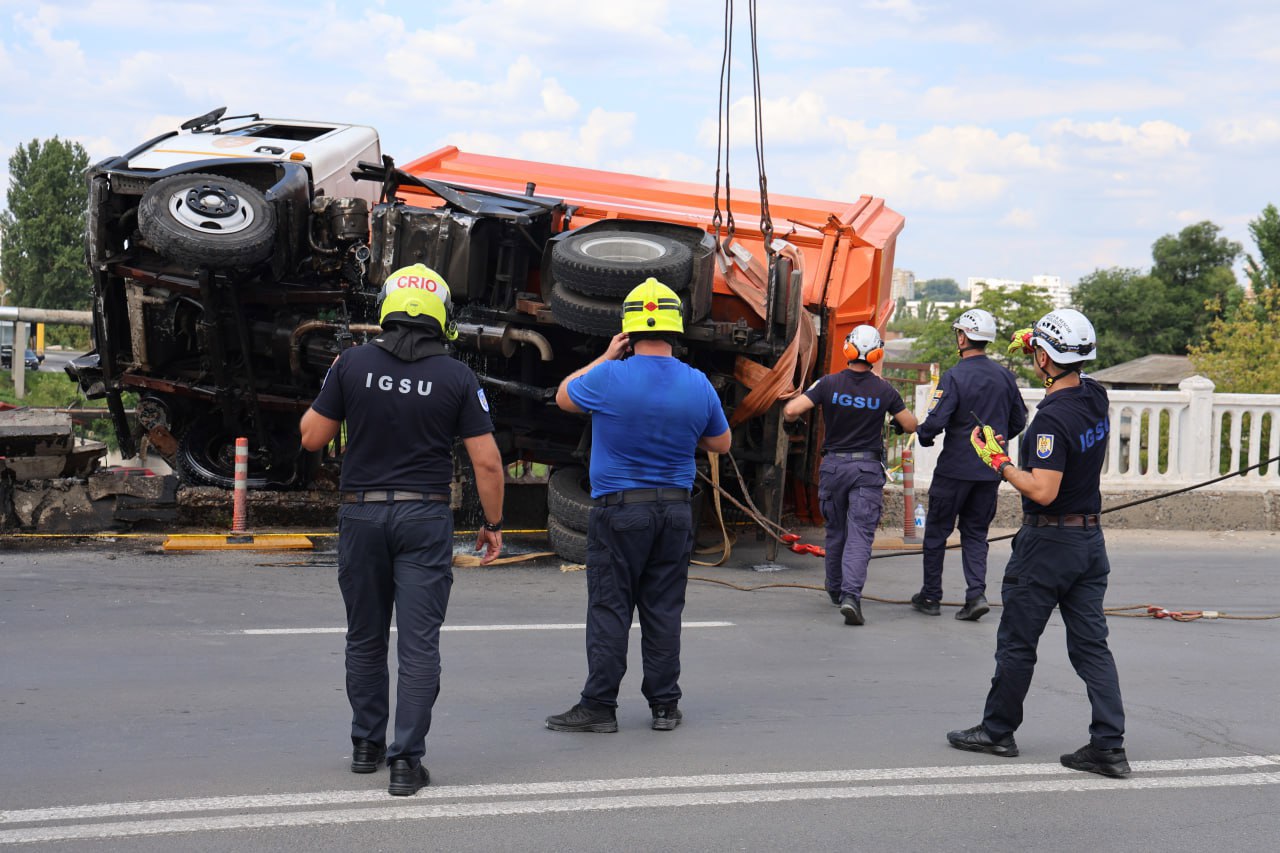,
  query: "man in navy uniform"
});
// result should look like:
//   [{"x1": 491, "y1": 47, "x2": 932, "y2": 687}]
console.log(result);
[
  {"x1": 947, "y1": 308, "x2": 1130, "y2": 778},
  {"x1": 913, "y1": 308, "x2": 1026, "y2": 621},
  {"x1": 545, "y1": 278, "x2": 731, "y2": 734},
  {"x1": 301, "y1": 264, "x2": 505, "y2": 796},
  {"x1": 783, "y1": 325, "x2": 918, "y2": 626}
]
